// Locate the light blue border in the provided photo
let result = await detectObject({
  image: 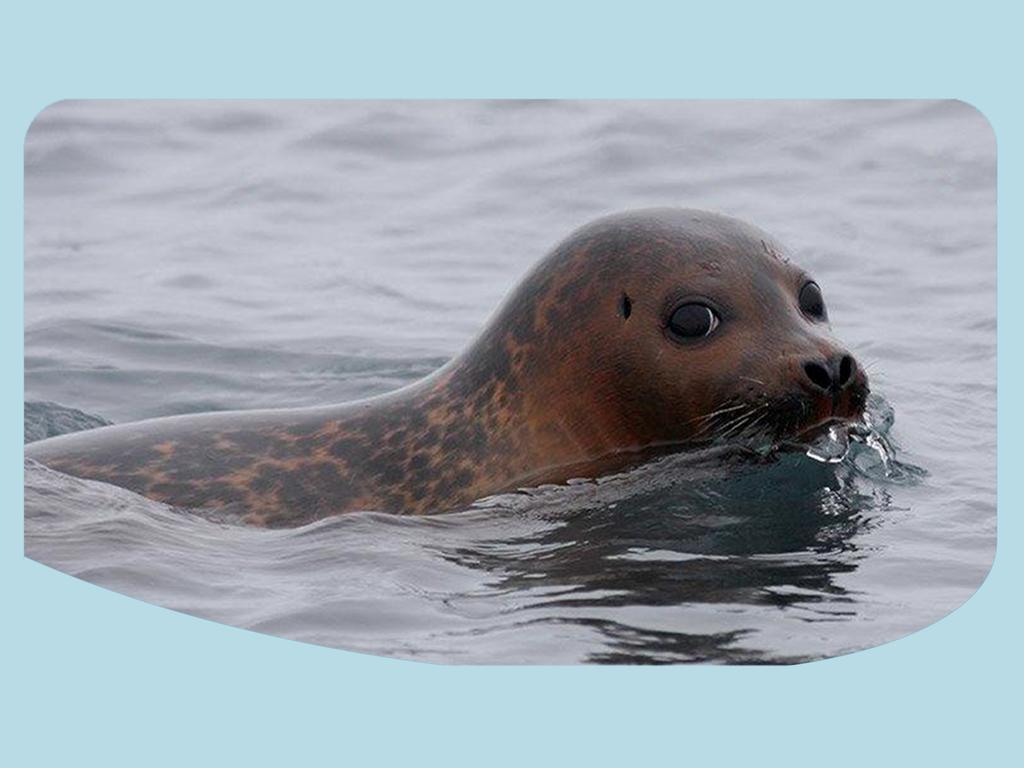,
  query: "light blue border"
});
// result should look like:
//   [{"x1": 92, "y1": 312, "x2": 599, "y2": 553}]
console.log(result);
[{"x1": 4, "y1": 2, "x2": 1016, "y2": 765}]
